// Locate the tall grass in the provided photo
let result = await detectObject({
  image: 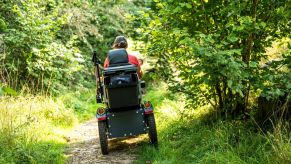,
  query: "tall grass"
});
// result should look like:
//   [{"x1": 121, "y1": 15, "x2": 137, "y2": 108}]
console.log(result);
[
  {"x1": 0, "y1": 85, "x2": 101, "y2": 163},
  {"x1": 0, "y1": 95, "x2": 77, "y2": 163},
  {"x1": 135, "y1": 83, "x2": 291, "y2": 164}
]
